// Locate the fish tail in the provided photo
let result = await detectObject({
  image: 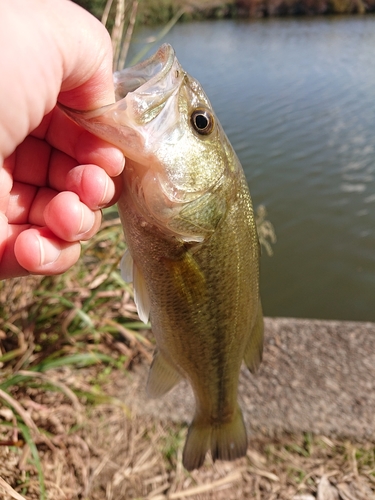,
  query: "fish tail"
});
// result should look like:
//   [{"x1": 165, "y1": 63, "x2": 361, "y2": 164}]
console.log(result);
[{"x1": 182, "y1": 405, "x2": 247, "y2": 471}]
